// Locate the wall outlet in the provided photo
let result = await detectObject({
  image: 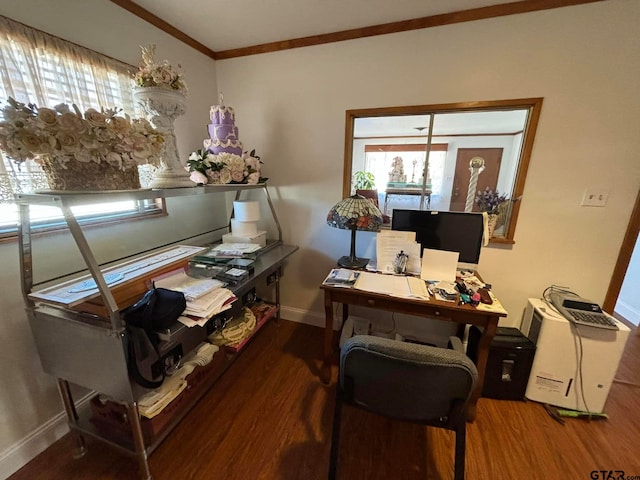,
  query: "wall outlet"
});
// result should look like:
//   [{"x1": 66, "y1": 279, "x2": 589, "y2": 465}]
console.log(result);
[{"x1": 581, "y1": 188, "x2": 609, "y2": 207}]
